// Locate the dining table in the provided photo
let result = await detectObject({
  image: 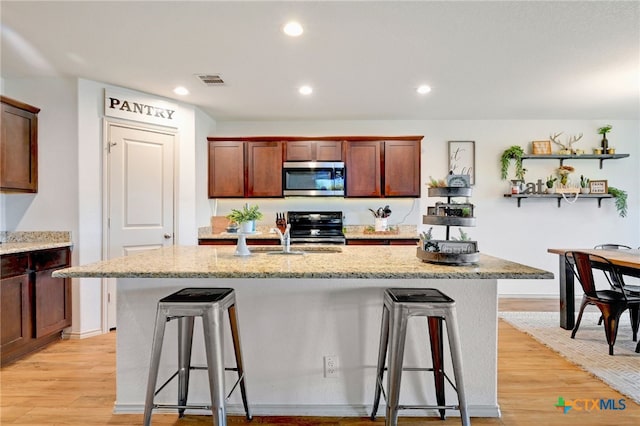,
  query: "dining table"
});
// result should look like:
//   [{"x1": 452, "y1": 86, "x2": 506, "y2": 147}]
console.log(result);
[{"x1": 547, "y1": 248, "x2": 640, "y2": 329}]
